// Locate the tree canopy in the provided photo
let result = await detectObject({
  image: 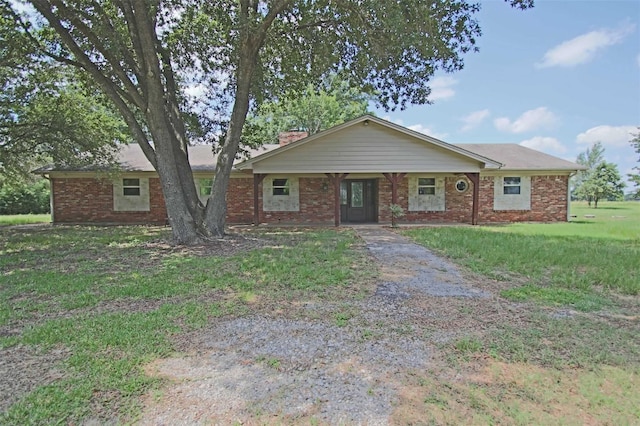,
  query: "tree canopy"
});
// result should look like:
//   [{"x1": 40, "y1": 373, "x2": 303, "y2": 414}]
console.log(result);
[
  {"x1": 572, "y1": 142, "x2": 604, "y2": 199},
  {"x1": 0, "y1": 3, "x2": 127, "y2": 182},
  {"x1": 574, "y1": 161, "x2": 625, "y2": 208},
  {"x1": 242, "y1": 76, "x2": 371, "y2": 148},
  {"x1": 9, "y1": 0, "x2": 532, "y2": 243}
]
